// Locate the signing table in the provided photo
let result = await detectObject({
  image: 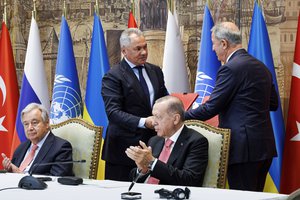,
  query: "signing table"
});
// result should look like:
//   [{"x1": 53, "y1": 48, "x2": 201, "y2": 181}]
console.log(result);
[{"x1": 0, "y1": 173, "x2": 287, "y2": 200}]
